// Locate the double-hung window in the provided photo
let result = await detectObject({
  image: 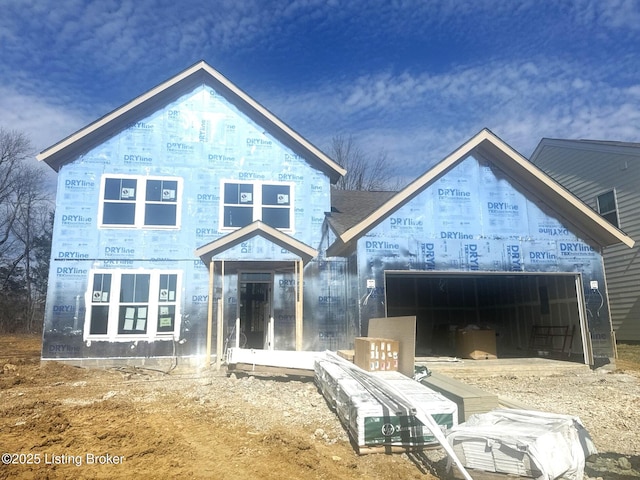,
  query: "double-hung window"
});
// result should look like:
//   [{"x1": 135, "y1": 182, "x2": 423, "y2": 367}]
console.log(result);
[
  {"x1": 100, "y1": 175, "x2": 181, "y2": 228},
  {"x1": 596, "y1": 189, "x2": 620, "y2": 228},
  {"x1": 157, "y1": 274, "x2": 178, "y2": 333},
  {"x1": 118, "y1": 273, "x2": 150, "y2": 334},
  {"x1": 221, "y1": 180, "x2": 293, "y2": 230},
  {"x1": 89, "y1": 273, "x2": 111, "y2": 335},
  {"x1": 85, "y1": 270, "x2": 181, "y2": 341}
]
